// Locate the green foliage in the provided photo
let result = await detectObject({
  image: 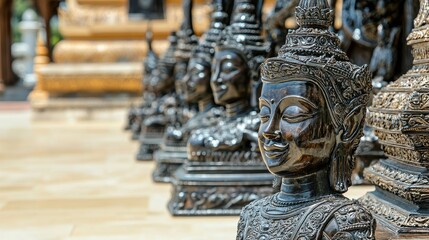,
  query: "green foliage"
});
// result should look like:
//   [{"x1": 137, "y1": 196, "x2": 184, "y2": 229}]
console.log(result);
[
  {"x1": 11, "y1": 0, "x2": 63, "y2": 48},
  {"x1": 11, "y1": 0, "x2": 33, "y2": 42}
]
